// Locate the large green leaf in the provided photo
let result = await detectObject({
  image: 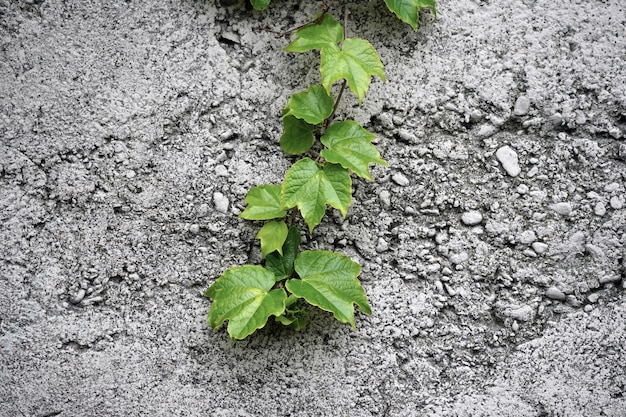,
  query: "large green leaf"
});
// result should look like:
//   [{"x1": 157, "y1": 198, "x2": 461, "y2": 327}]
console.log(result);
[
  {"x1": 256, "y1": 220, "x2": 289, "y2": 258},
  {"x1": 384, "y1": 0, "x2": 437, "y2": 31},
  {"x1": 286, "y1": 250, "x2": 371, "y2": 330},
  {"x1": 320, "y1": 38, "x2": 386, "y2": 104},
  {"x1": 280, "y1": 158, "x2": 352, "y2": 232},
  {"x1": 266, "y1": 226, "x2": 301, "y2": 280},
  {"x1": 284, "y1": 14, "x2": 344, "y2": 53},
  {"x1": 250, "y1": 0, "x2": 271, "y2": 10},
  {"x1": 206, "y1": 265, "x2": 287, "y2": 340},
  {"x1": 320, "y1": 120, "x2": 387, "y2": 181},
  {"x1": 283, "y1": 85, "x2": 334, "y2": 125},
  {"x1": 280, "y1": 116, "x2": 315, "y2": 155},
  {"x1": 239, "y1": 184, "x2": 286, "y2": 221}
]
